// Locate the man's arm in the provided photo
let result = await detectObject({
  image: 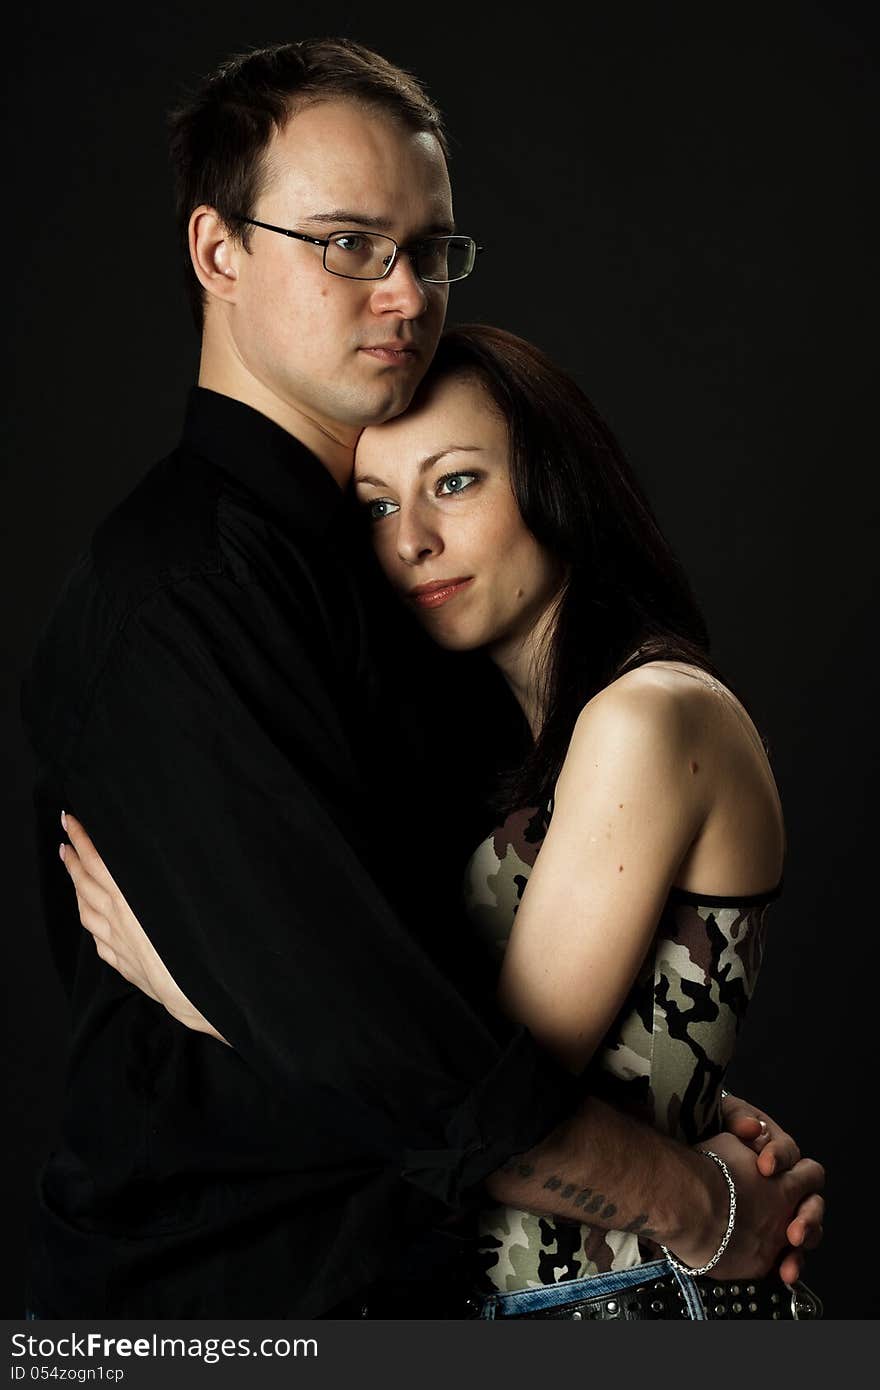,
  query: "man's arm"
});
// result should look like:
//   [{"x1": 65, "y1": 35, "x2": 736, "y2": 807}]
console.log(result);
[
  {"x1": 62, "y1": 806, "x2": 825, "y2": 1281},
  {"x1": 484, "y1": 1093, "x2": 824, "y2": 1280},
  {"x1": 45, "y1": 566, "x2": 577, "y2": 1212}
]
